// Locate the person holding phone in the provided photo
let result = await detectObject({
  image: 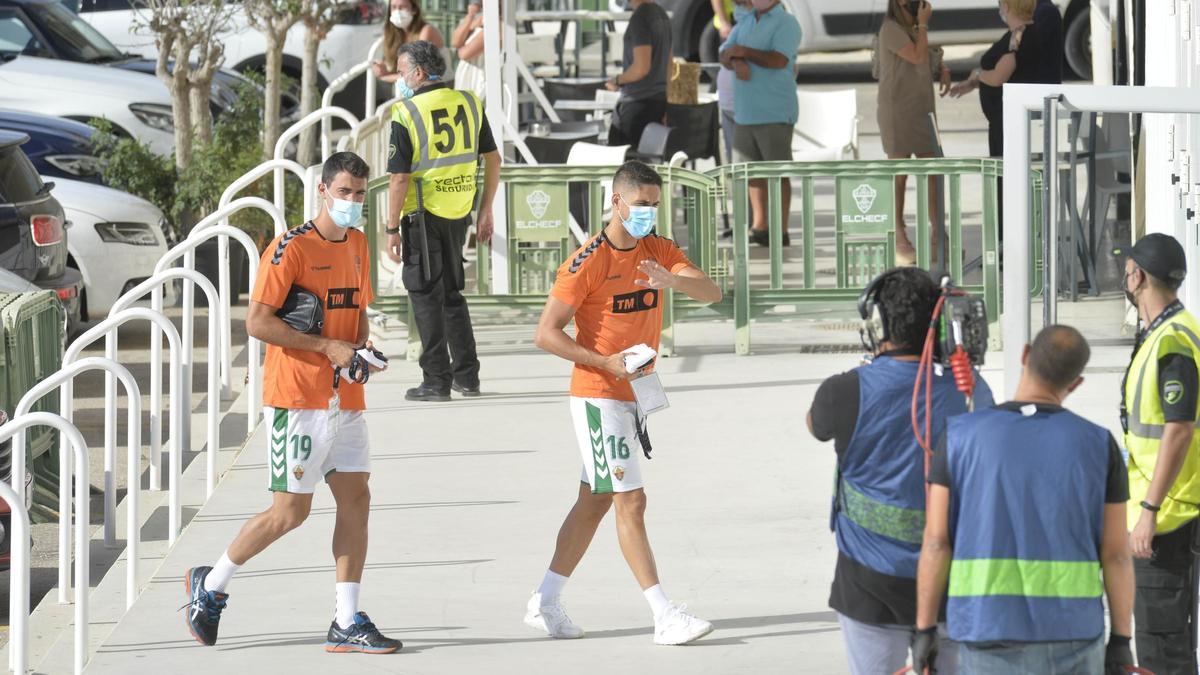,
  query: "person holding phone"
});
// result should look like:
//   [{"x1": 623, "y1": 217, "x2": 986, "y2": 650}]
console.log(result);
[
  {"x1": 875, "y1": 0, "x2": 951, "y2": 265},
  {"x1": 452, "y1": 0, "x2": 486, "y2": 66}
]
